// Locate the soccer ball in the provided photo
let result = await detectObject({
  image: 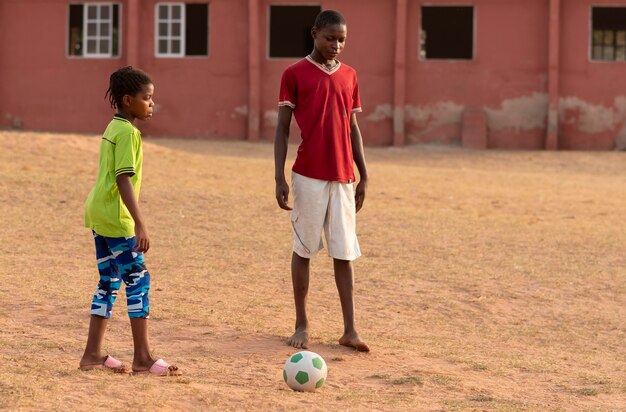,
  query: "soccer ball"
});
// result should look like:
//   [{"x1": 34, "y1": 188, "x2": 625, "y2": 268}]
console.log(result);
[{"x1": 283, "y1": 351, "x2": 328, "y2": 392}]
